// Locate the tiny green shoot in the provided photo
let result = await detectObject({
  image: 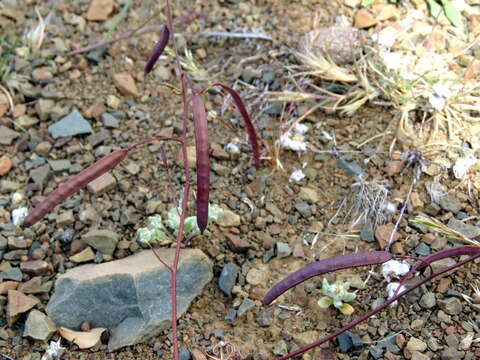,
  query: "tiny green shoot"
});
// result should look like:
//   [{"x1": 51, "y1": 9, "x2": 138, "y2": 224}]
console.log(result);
[{"x1": 318, "y1": 279, "x2": 356, "y2": 315}]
